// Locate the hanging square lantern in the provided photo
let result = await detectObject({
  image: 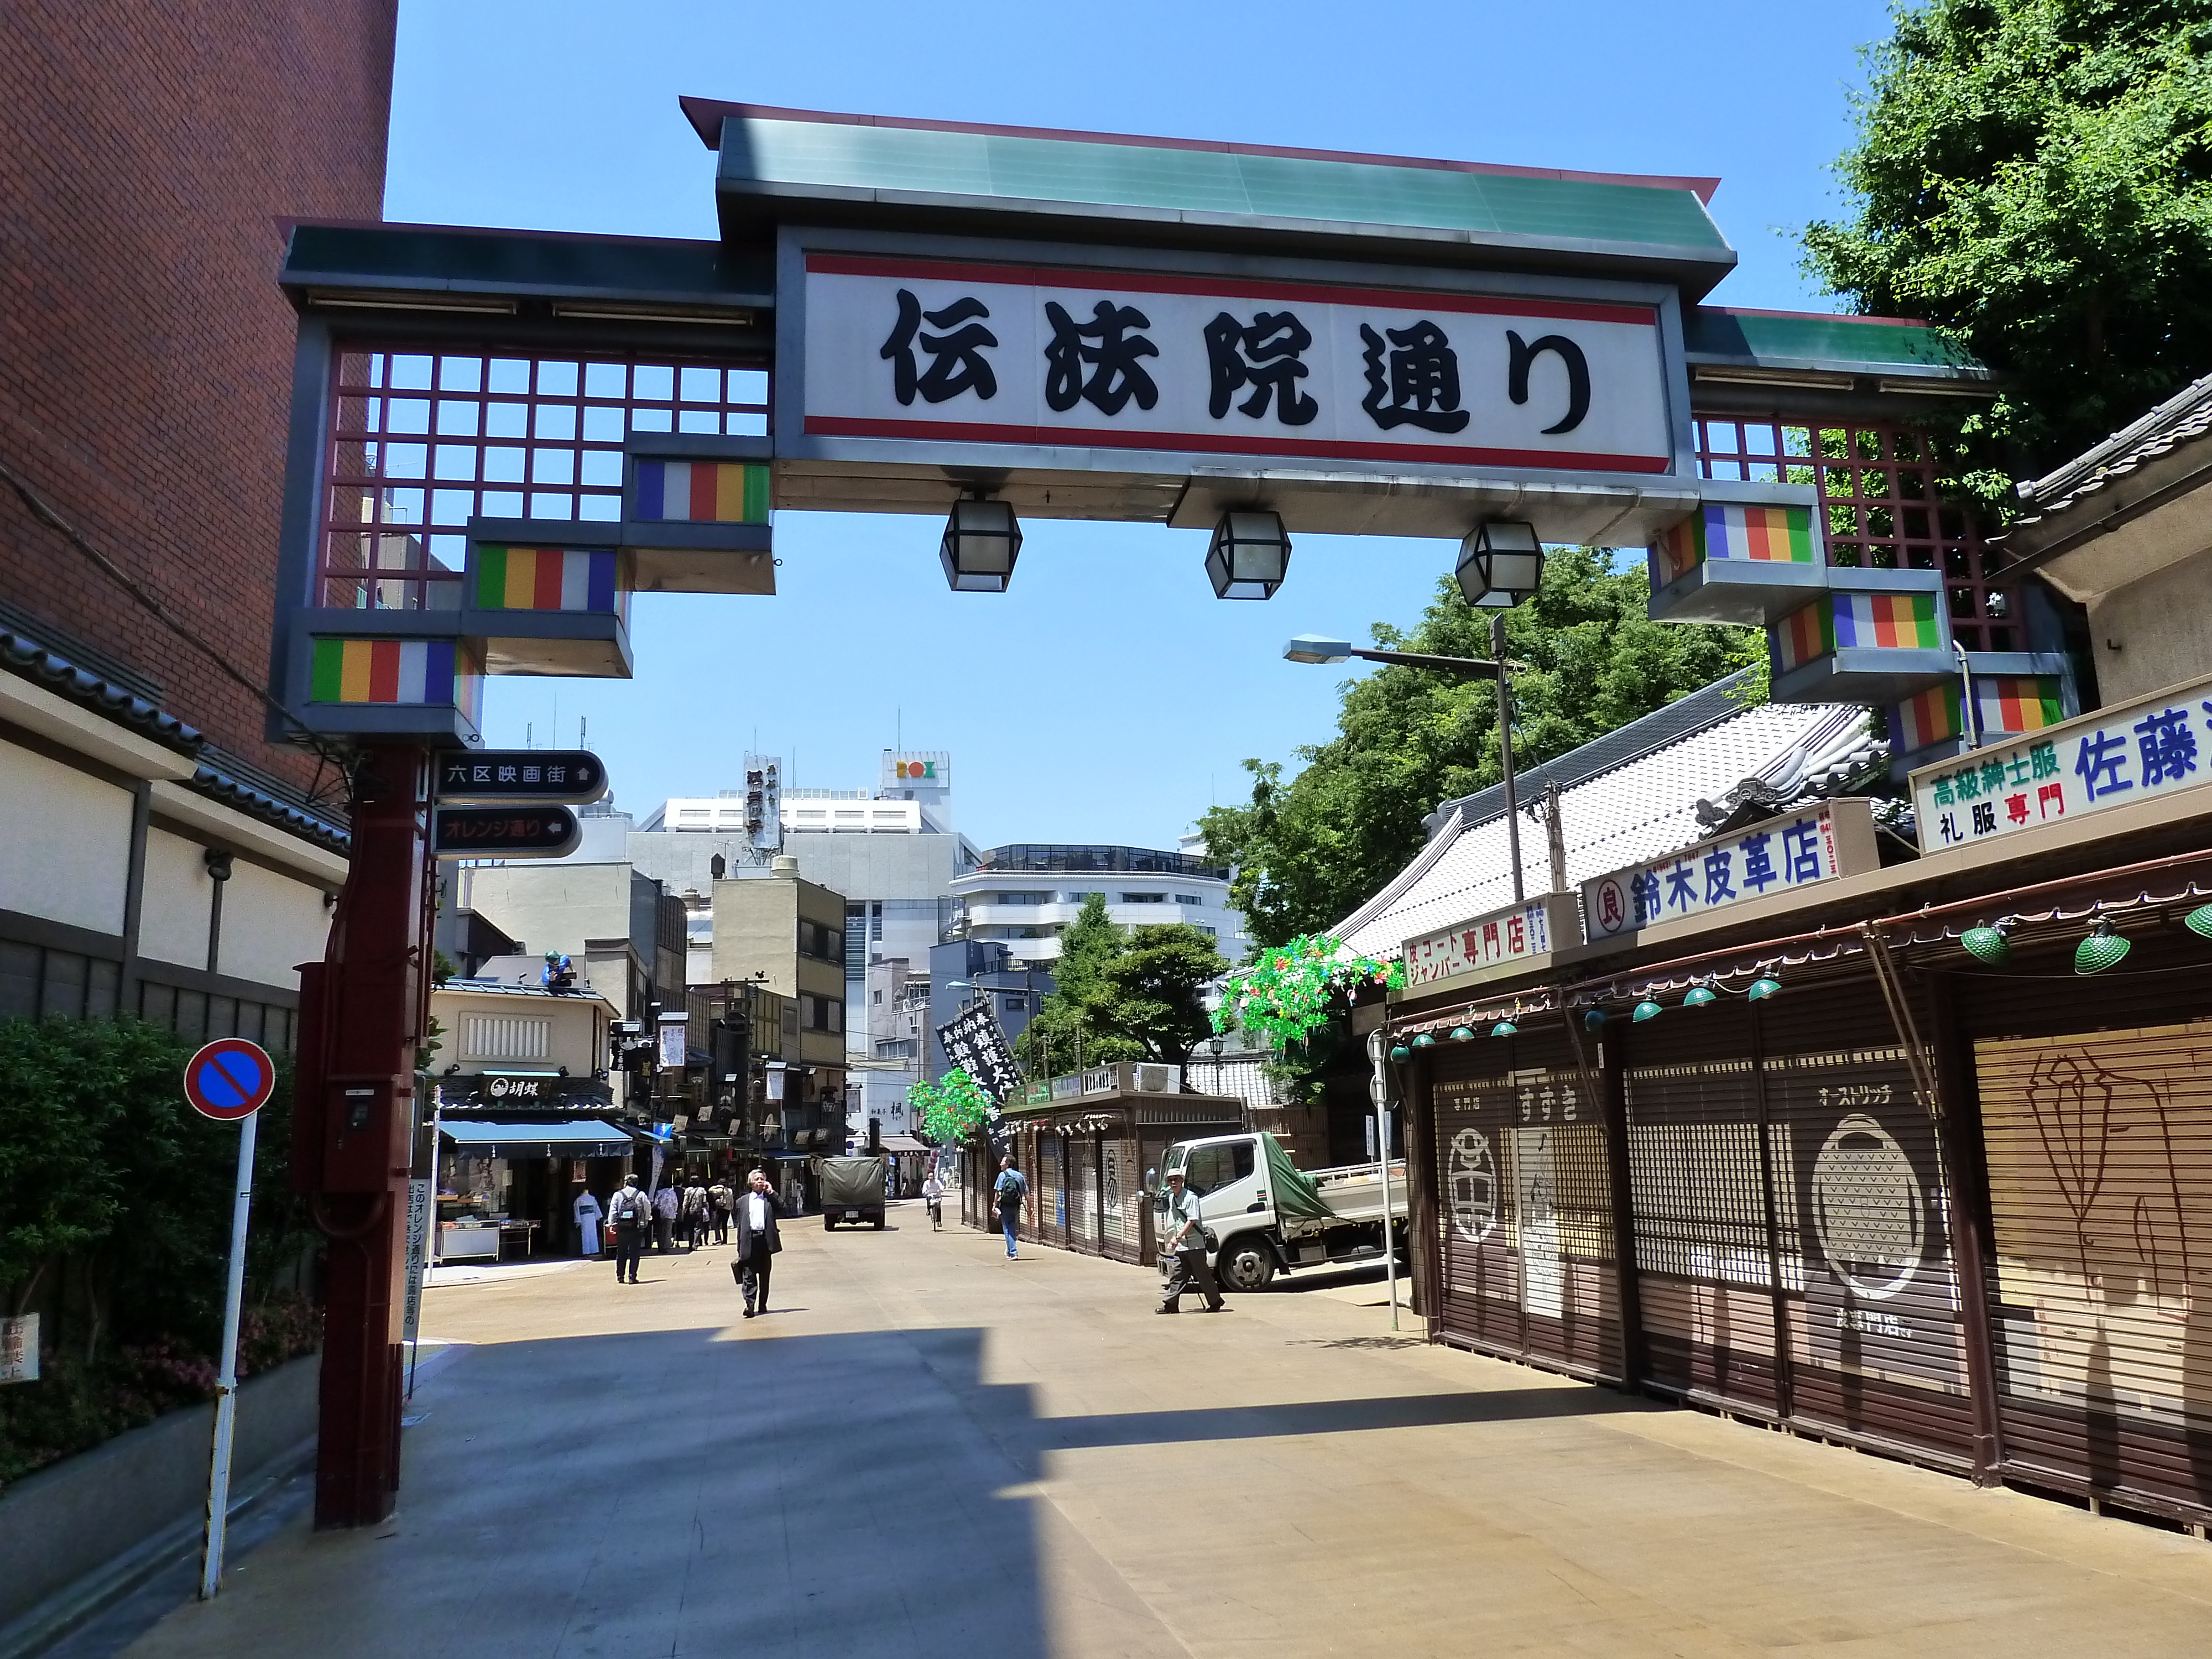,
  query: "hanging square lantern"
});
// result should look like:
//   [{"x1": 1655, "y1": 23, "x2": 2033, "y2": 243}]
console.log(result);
[
  {"x1": 940, "y1": 499, "x2": 1022, "y2": 592},
  {"x1": 1206, "y1": 512, "x2": 1292, "y2": 600},
  {"x1": 1455, "y1": 520, "x2": 1545, "y2": 608}
]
